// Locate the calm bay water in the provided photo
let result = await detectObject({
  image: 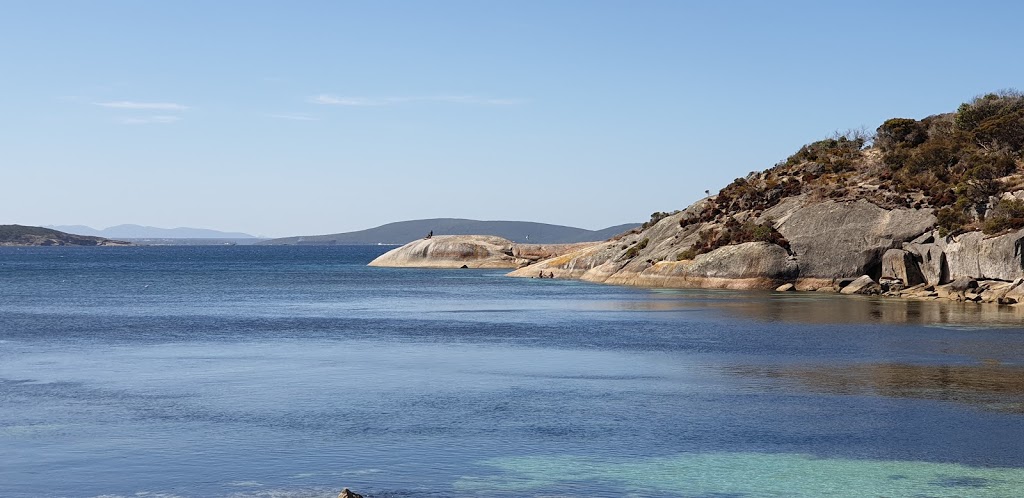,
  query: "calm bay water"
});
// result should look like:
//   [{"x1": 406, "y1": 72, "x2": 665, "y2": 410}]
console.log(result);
[{"x1": 2, "y1": 245, "x2": 1024, "y2": 497}]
